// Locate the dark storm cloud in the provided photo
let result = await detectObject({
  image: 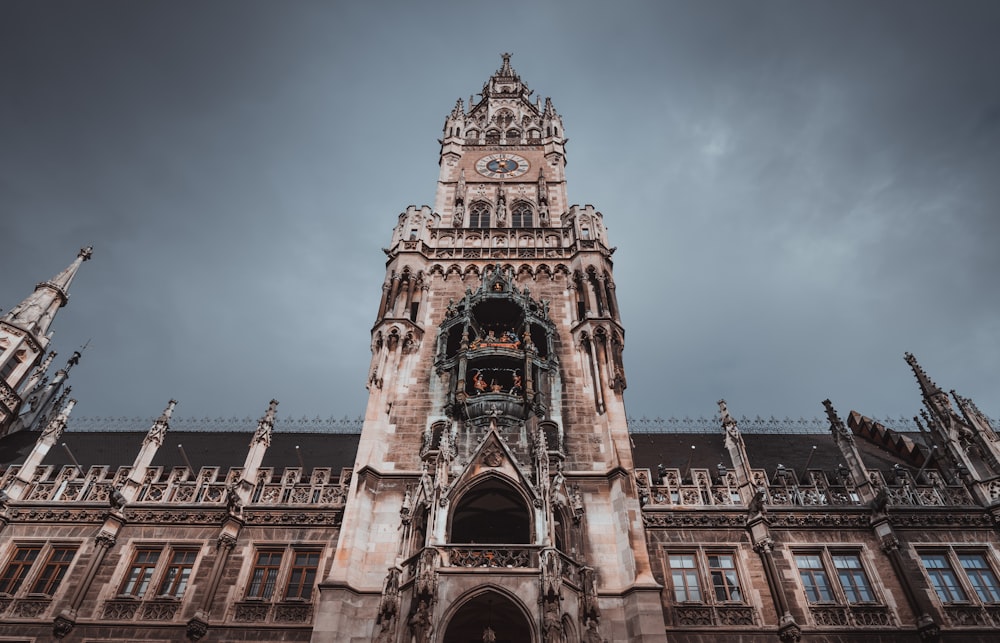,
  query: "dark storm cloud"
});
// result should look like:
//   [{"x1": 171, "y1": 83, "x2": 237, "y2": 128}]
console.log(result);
[{"x1": 0, "y1": 1, "x2": 997, "y2": 426}]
